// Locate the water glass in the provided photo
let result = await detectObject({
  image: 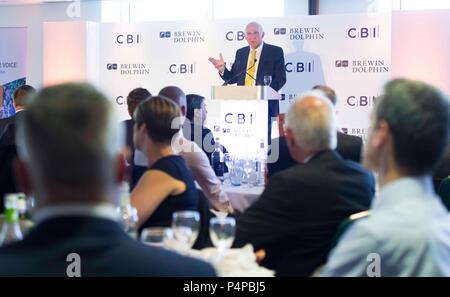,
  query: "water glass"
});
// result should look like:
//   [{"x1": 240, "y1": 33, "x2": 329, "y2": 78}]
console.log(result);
[
  {"x1": 223, "y1": 153, "x2": 233, "y2": 185},
  {"x1": 243, "y1": 159, "x2": 256, "y2": 188},
  {"x1": 140, "y1": 227, "x2": 172, "y2": 248},
  {"x1": 229, "y1": 166, "x2": 245, "y2": 186},
  {"x1": 118, "y1": 205, "x2": 139, "y2": 239},
  {"x1": 210, "y1": 217, "x2": 236, "y2": 253},
  {"x1": 263, "y1": 75, "x2": 272, "y2": 86},
  {"x1": 172, "y1": 211, "x2": 200, "y2": 250}
]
